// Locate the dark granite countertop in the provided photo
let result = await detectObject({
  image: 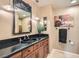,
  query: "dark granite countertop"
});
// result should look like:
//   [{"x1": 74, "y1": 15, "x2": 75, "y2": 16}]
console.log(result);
[{"x1": 0, "y1": 35, "x2": 48, "y2": 58}]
